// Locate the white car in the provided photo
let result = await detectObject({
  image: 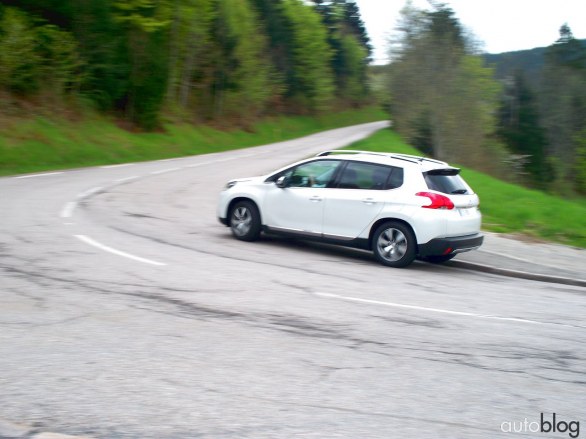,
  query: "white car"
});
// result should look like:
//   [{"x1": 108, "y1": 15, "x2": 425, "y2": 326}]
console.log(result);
[{"x1": 217, "y1": 150, "x2": 483, "y2": 267}]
